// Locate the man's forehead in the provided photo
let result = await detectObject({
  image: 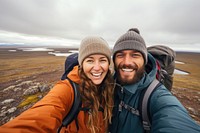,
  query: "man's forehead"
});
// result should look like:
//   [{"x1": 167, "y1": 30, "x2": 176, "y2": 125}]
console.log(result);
[{"x1": 116, "y1": 49, "x2": 140, "y2": 53}]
